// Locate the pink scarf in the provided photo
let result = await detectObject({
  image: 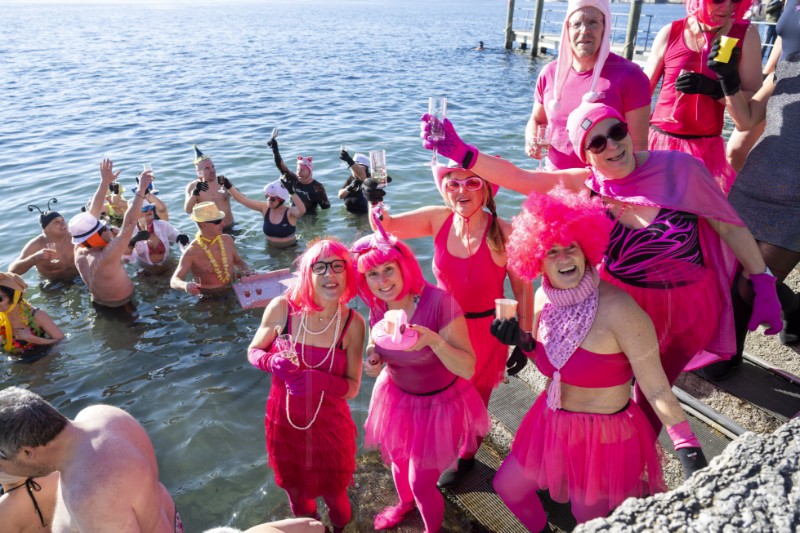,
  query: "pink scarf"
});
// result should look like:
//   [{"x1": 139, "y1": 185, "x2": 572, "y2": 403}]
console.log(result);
[{"x1": 539, "y1": 266, "x2": 600, "y2": 410}]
